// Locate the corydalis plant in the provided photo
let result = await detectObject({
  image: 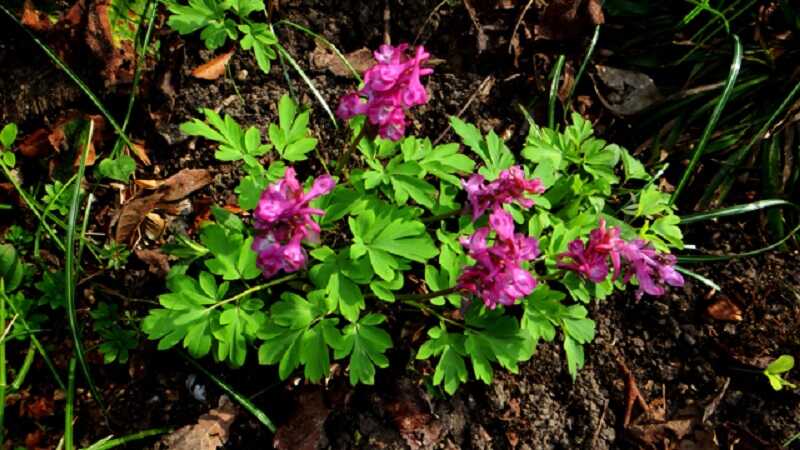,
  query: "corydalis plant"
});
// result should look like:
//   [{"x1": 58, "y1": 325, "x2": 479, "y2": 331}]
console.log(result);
[
  {"x1": 252, "y1": 167, "x2": 335, "y2": 278},
  {"x1": 147, "y1": 47, "x2": 688, "y2": 394},
  {"x1": 337, "y1": 43, "x2": 432, "y2": 141}
]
